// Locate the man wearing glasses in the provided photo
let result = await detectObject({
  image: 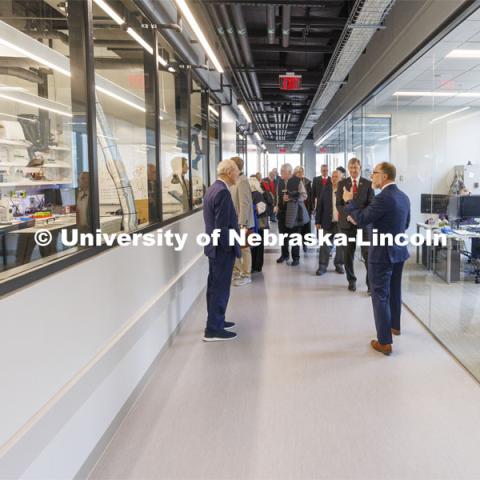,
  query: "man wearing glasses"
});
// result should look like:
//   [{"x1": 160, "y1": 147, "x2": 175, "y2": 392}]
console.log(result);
[{"x1": 343, "y1": 162, "x2": 410, "y2": 356}]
